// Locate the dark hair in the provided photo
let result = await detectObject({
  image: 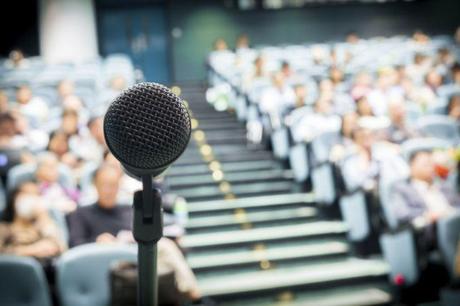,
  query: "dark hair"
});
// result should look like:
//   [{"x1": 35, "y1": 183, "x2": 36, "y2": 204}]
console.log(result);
[
  {"x1": 408, "y1": 150, "x2": 431, "y2": 164},
  {"x1": 47, "y1": 130, "x2": 70, "y2": 151},
  {"x1": 1, "y1": 182, "x2": 34, "y2": 222},
  {"x1": 0, "y1": 112, "x2": 15, "y2": 125}
]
